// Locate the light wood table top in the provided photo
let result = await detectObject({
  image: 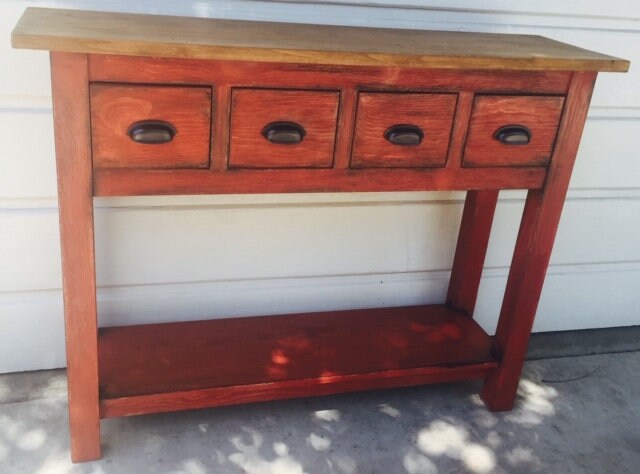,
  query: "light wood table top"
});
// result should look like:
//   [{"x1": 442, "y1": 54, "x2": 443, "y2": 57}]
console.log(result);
[{"x1": 12, "y1": 7, "x2": 629, "y2": 72}]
